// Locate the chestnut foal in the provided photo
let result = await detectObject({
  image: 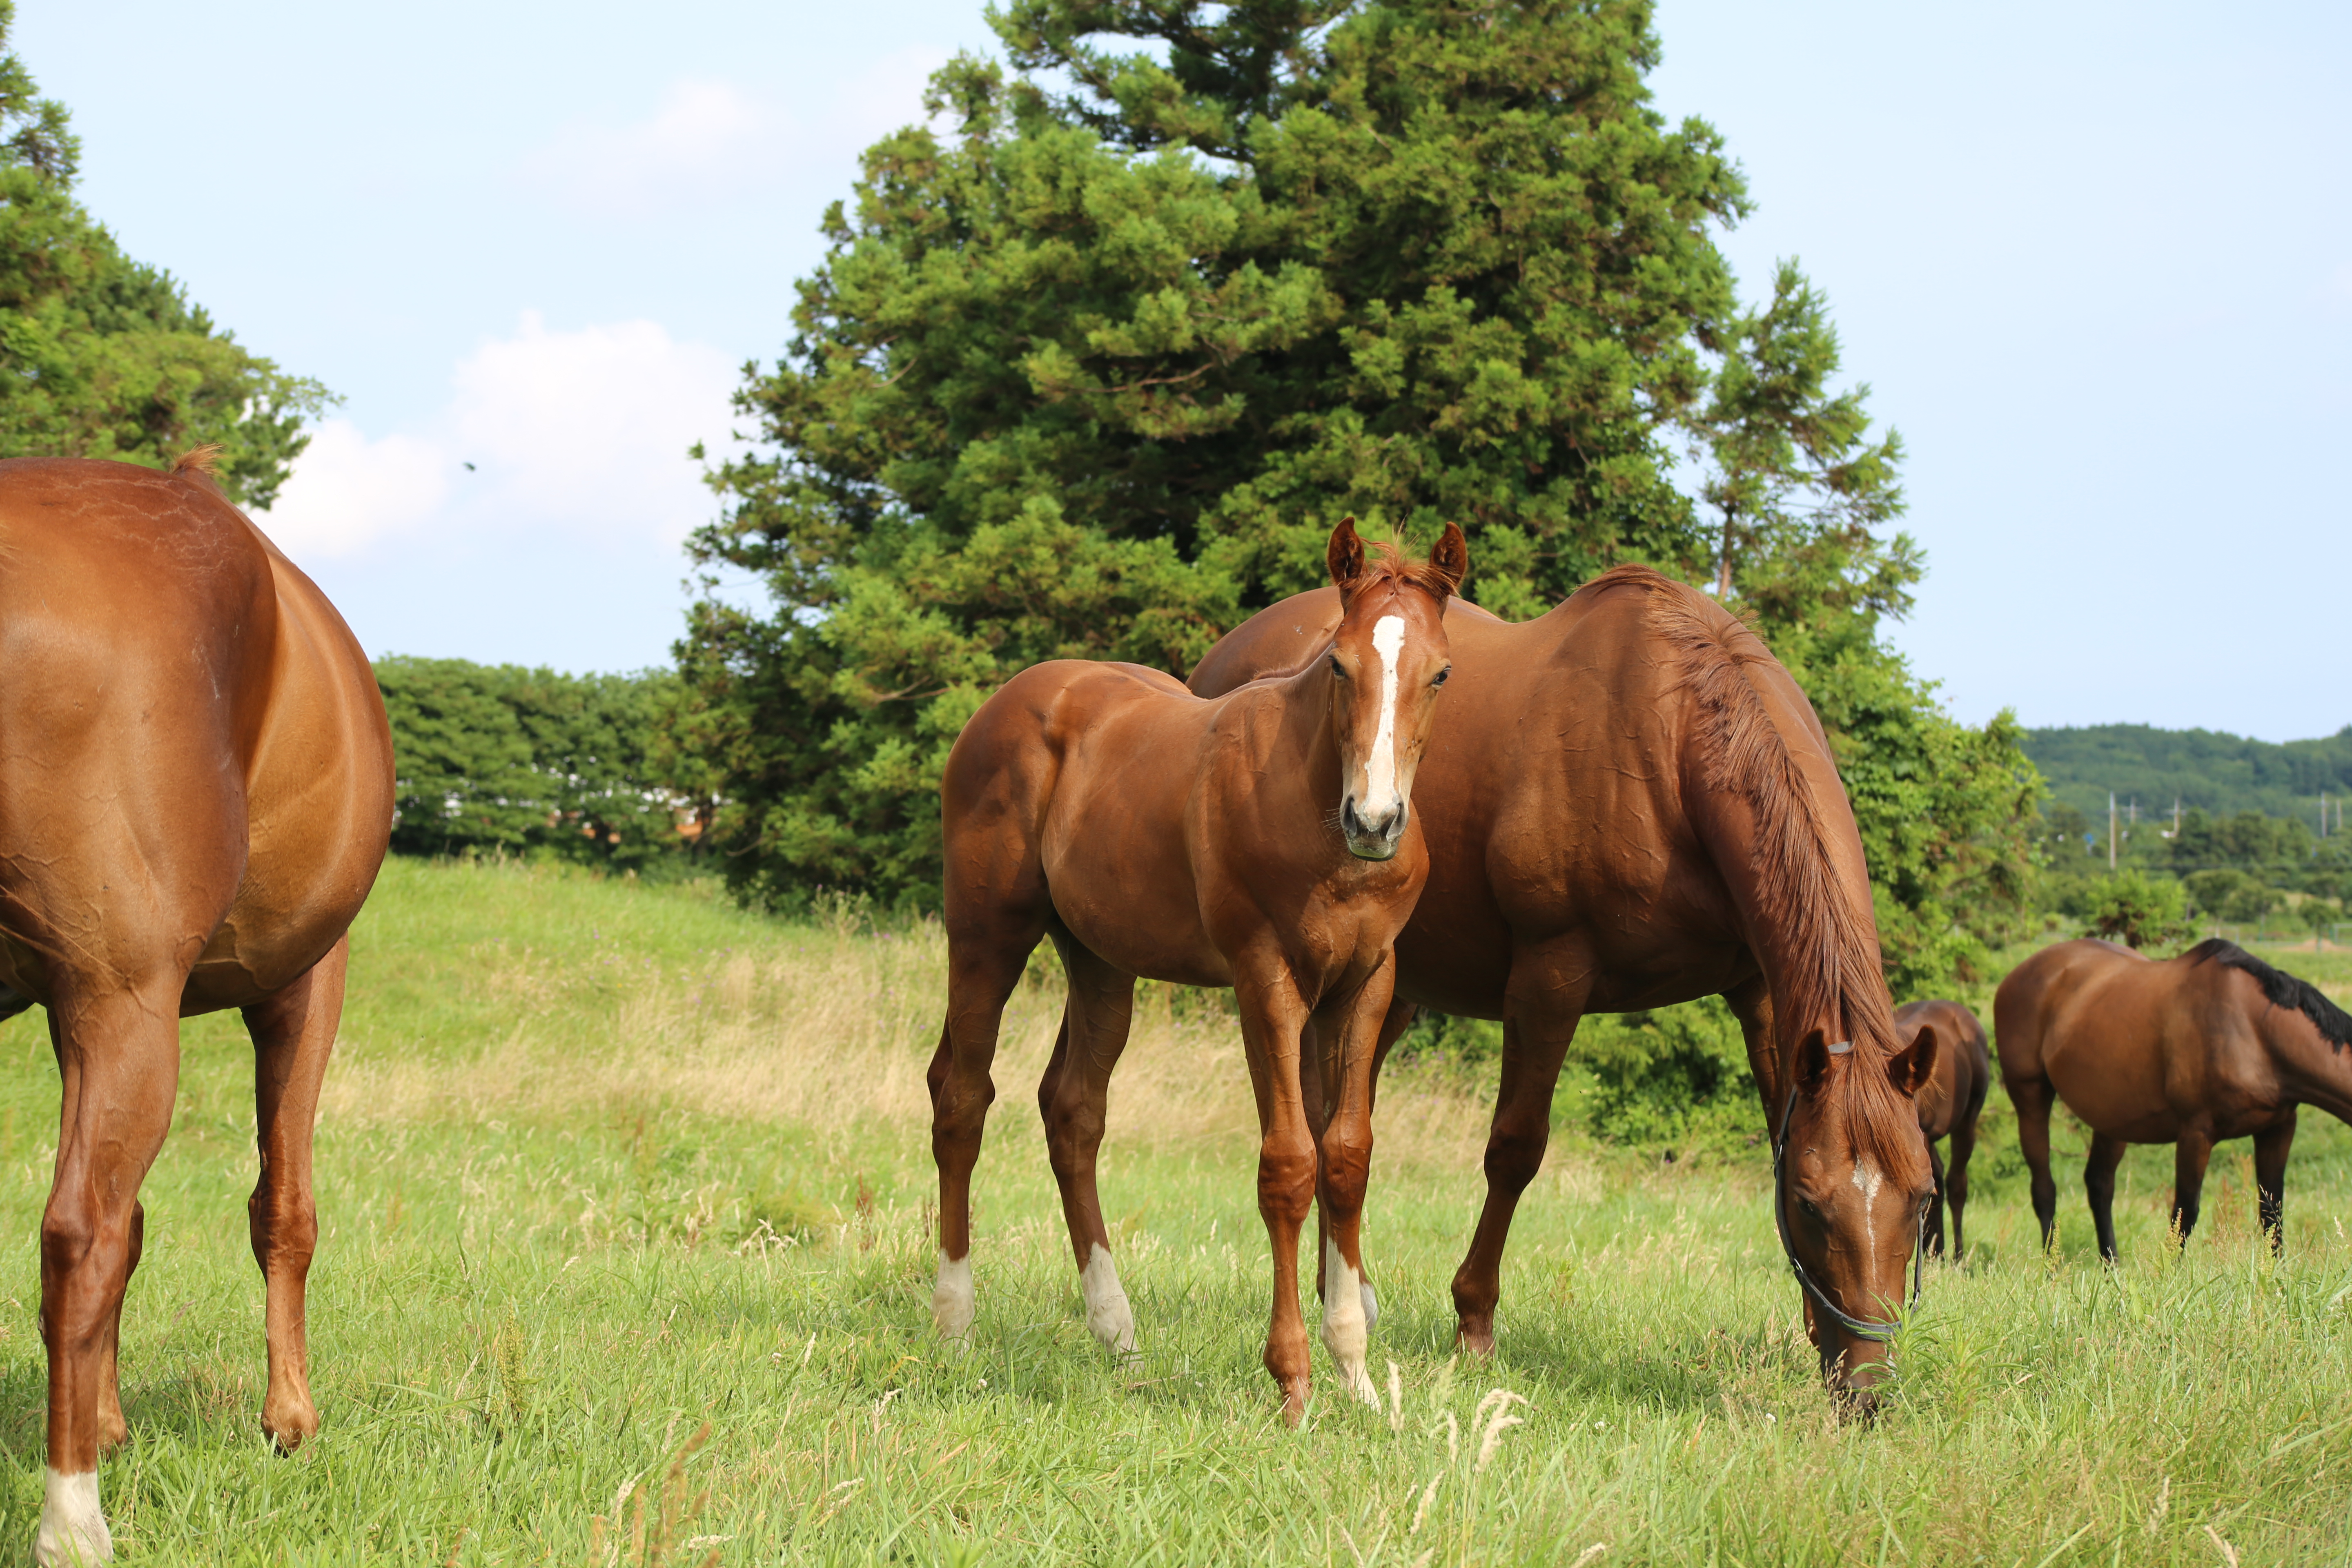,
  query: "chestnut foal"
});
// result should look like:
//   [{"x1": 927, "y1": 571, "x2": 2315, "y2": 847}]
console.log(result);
[{"x1": 928, "y1": 520, "x2": 1466, "y2": 1418}]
